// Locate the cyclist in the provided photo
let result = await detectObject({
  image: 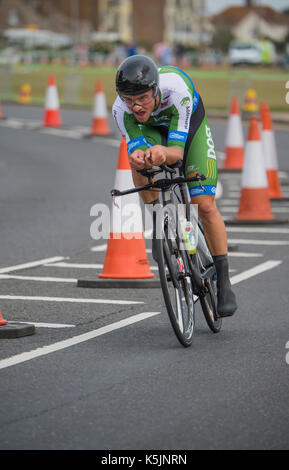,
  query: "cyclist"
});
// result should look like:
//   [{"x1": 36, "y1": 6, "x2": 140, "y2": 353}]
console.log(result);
[{"x1": 113, "y1": 55, "x2": 237, "y2": 318}]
